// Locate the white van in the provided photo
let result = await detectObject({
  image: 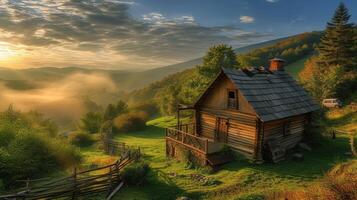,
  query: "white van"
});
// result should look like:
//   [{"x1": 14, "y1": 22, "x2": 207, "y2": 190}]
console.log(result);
[{"x1": 322, "y1": 98, "x2": 342, "y2": 108}]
